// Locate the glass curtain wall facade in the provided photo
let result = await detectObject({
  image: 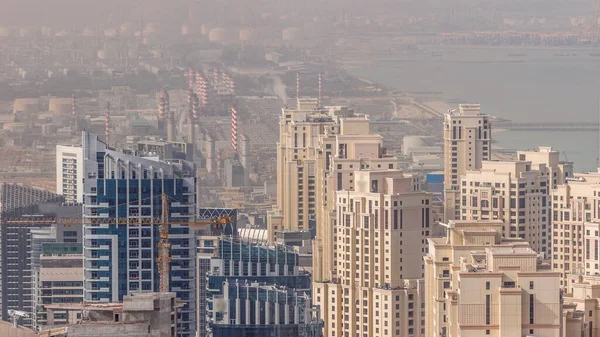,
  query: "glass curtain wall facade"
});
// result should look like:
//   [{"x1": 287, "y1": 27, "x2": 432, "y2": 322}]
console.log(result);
[{"x1": 82, "y1": 131, "x2": 196, "y2": 336}]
